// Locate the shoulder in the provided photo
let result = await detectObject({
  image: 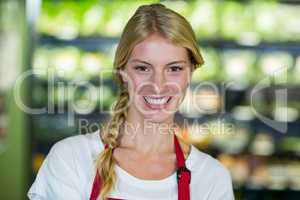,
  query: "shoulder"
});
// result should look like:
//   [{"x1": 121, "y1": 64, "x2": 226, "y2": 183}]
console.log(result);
[
  {"x1": 50, "y1": 129, "x2": 104, "y2": 158},
  {"x1": 189, "y1": 146, "x2": 234, "y2": 200},
  {"x1": 27, "y1": 129, "x2": 103, "y2": 199},
  {"x1": 179, "y1": 137, "x2": 229, "y2": 178},
  {"x1": 53, "y1": 129, "x2": 100, "y2": 149},
  {"x1": 190, "y1": 145, "x2": 231, "y2": 179}
]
